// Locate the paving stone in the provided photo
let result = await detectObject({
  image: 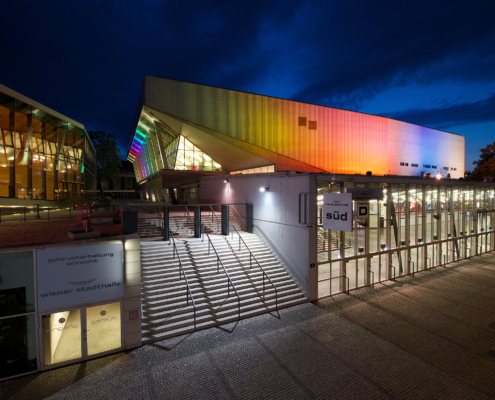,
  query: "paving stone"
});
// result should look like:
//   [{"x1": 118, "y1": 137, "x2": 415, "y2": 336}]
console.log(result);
[{"x1": 2, "y1": 254, "x2": 495, "y2": 399}]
